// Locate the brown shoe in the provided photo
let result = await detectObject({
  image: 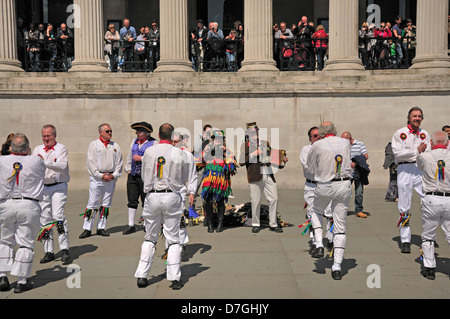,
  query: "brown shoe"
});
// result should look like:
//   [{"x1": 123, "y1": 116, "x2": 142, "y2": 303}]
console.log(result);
[{"x1": 356, "y1": 212, "x2": 367, "y2": 218}]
